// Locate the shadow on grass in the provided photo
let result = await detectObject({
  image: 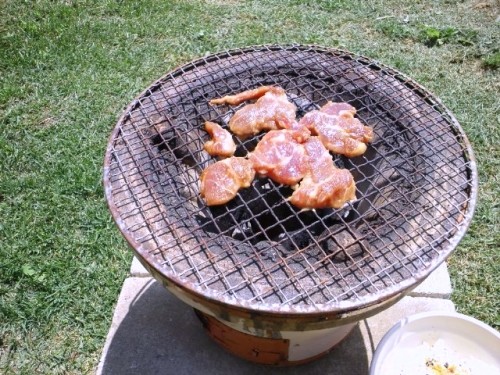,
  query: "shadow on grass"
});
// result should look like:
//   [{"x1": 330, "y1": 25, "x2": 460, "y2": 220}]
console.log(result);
[{"x1": 98, "y1": 280, "x2": 370, "y2": 375}]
